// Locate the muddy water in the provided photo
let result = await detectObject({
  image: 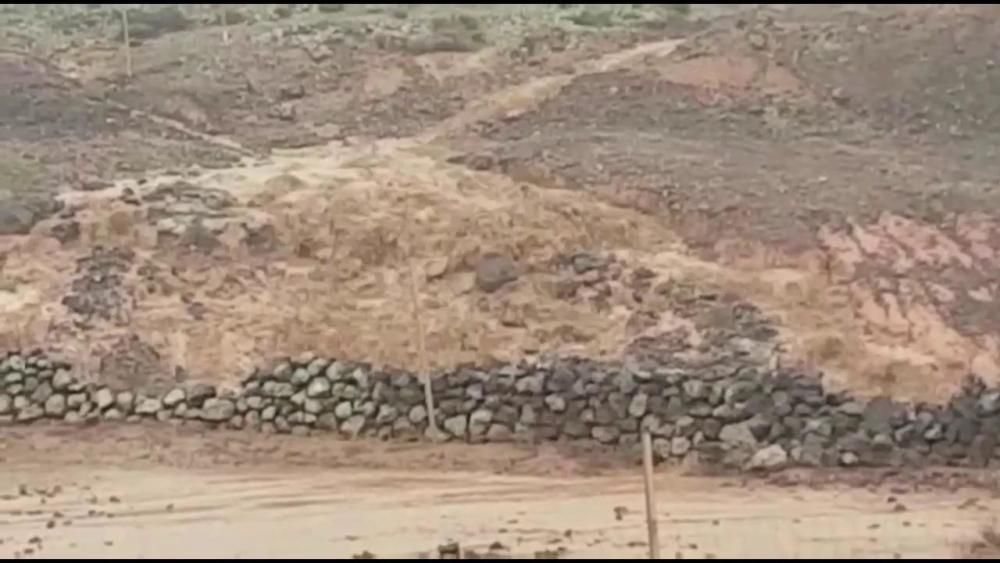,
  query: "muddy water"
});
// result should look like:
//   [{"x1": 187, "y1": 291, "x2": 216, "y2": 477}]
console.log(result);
[{"x1": 0, "y1": 460, "x2": 989, "y2": 559}]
